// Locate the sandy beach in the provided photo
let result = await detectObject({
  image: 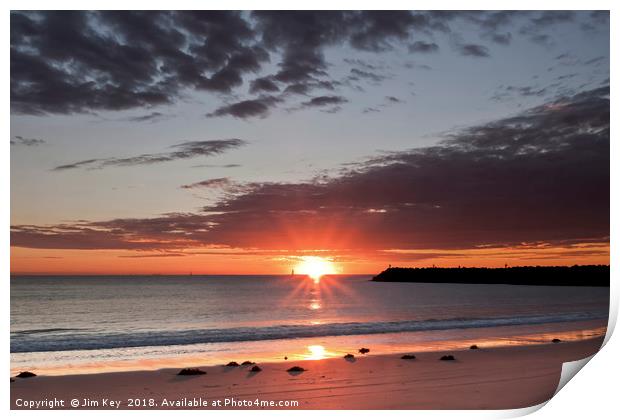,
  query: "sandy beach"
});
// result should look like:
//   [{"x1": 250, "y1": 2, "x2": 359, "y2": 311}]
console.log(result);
[{"x1": 11, "y1": 337, "x2": 604, "y2": 410}]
